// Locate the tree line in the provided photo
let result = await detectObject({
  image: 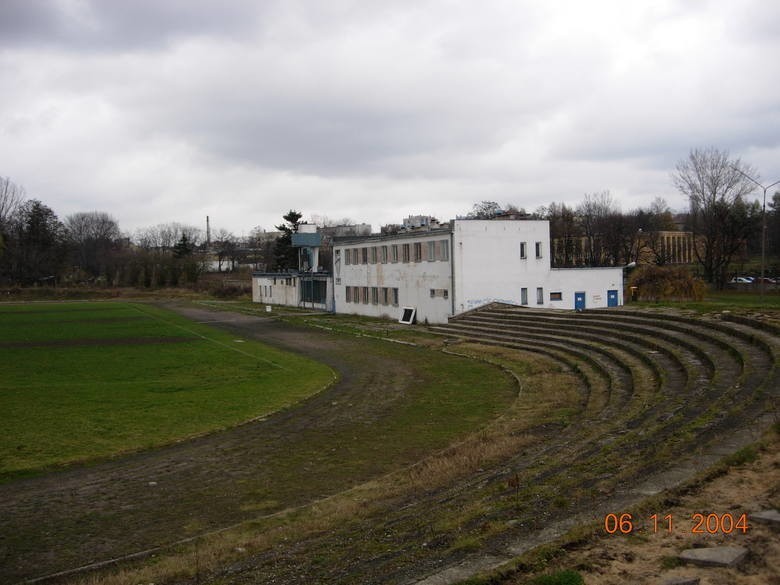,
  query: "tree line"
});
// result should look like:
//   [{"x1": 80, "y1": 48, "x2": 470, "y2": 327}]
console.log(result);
[
  {"x1": 0, "y1": 147, "x2": 775, "y2": 290},
  {"x1": 0, "y1": 177, "x2": 281, "y2": 288},
  {"x1": 469, "y1": 148, "x2": 772, "y2": 288}
]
